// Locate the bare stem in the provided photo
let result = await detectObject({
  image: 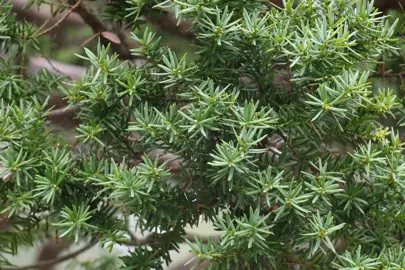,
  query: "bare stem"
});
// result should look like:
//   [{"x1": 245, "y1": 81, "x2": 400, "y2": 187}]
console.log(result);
[
  {"x1": 122, "y1": 232, "x2": 217, "y2": 246},
  {"x1": 48, "y1": 105, "x2": 80, "y2": 117},
  {"x1": 74, "y1": 1, "x2": 132, "y2": 59},
  {"x1": 33, "y1": 0, "x2": 84, "y2": 38},
  {"x1": 369, "y1": 72, "x2": 405, "y2": 78}
]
